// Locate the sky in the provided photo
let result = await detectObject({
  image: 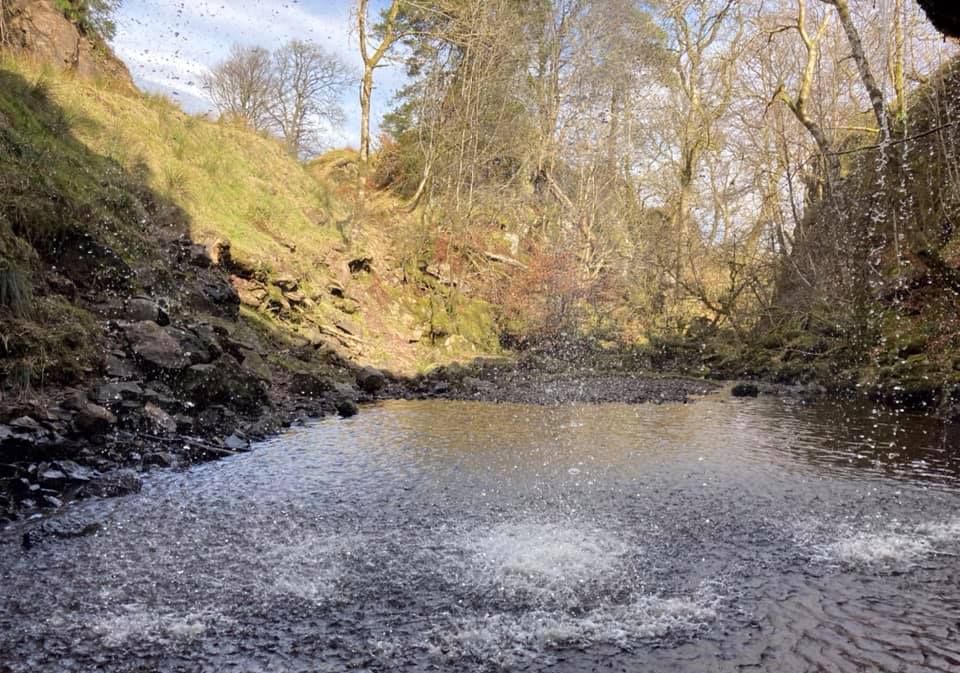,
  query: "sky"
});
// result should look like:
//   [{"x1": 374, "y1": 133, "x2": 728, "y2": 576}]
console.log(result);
[{"x1": 111, "y1": 0, "x2": 407, "y2": 147}]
